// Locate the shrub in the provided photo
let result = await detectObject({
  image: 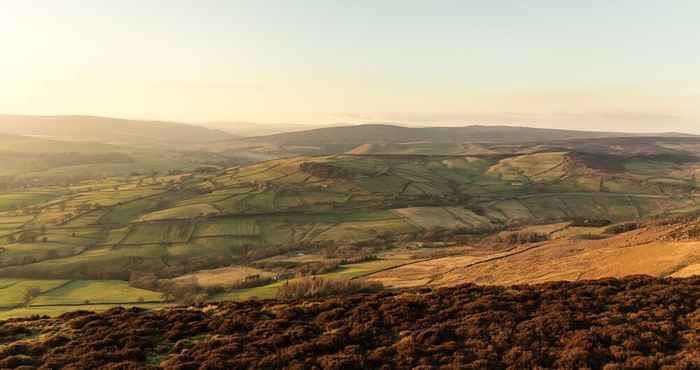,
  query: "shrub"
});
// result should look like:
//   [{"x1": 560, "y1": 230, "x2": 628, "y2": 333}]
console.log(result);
[
  {"x1": 295, "y1": 260, "x2": 341, "y2": 276},
  {"x1": 571, "y1": 234, "x2": 609, "y2": 241},
  {"x1": 604, "y1": 222, "x2": 640, "y2": 235},
  {"x1": 569, "y1": 218, "x2": 611, "y2": 227},
  {"x1": 276, "y1": 277, "x2": 383, "y2": 300},
  {"x1": 228, "y1": 275, "x2": 275, "y2": 290}
]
